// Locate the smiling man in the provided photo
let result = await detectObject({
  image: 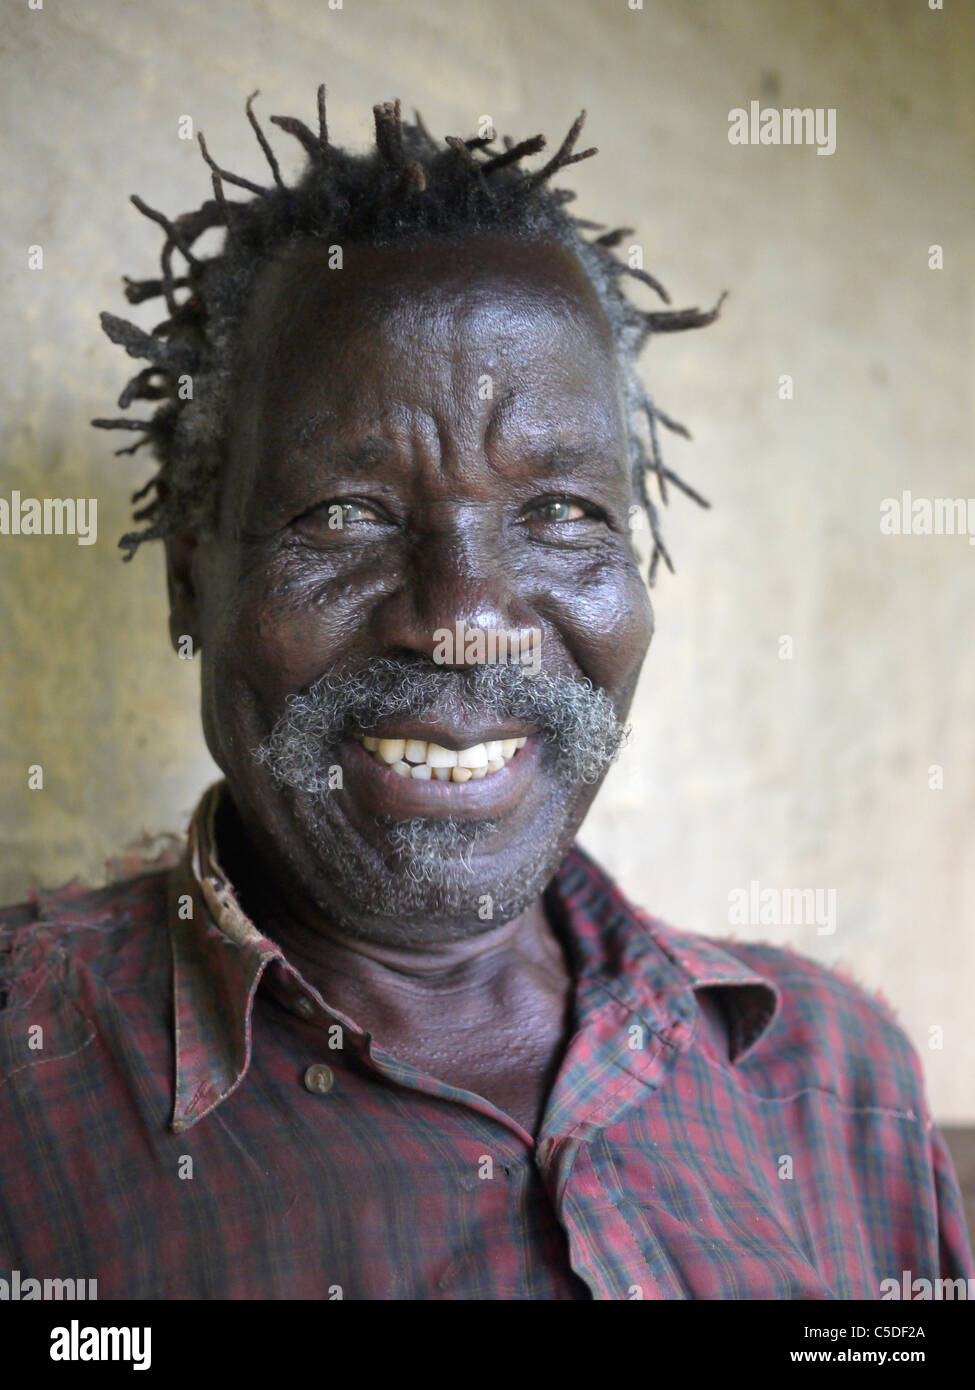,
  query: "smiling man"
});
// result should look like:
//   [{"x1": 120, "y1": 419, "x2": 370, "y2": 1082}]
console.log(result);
[{"x1": 0, "y1": 89, "x2": 971, "y2": 1301}]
